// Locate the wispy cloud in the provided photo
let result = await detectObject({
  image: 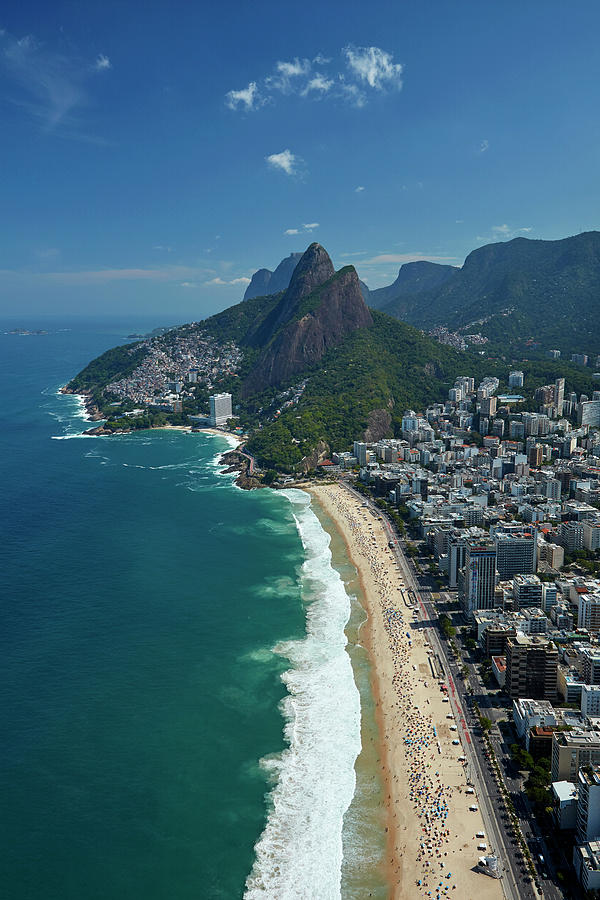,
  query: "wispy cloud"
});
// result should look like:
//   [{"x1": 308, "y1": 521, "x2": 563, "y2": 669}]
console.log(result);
[
  {"x1": 95, "y1": 54, "x2": 111, "y2": 71},
  {"x1": 267, "y1": 57, "x2": 311, "y2": 93},
  {"x1": 36, "y1": 247, "x2": 60, "y2": 260},
  {"x1": 479, "y1": 139, "x2": 489, "y2": 153},
  {"x1": 477, "y1": 224, "x2": 534, "y2": 241},
  {"x1": 283, "y1": 222, "x2": 319, "y2": 235},
  {"x1": 343, "y1": 45, "x2": 403, "y2": 90},
  {"x1": 225, "y1": 45, "x2": 404, "y2": 112},
  {"x1": 225, "y1": 81, "x2": 264, "y2": 111},
  {"x1": 205, "y1": 276, "x2": 251, "y2": 286},
  {"x1": 301, "y1": 73, "x2": 334, "y2": 96},
  {"x1": 0, "y1": 29, "x2": 111, "y2": 135},
  {"x1": 355, "y1": 185, "x2": 365, "y2": 193},
  {"x1": 266, "y1": 149, "x2": 298, "y2": 175}
]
